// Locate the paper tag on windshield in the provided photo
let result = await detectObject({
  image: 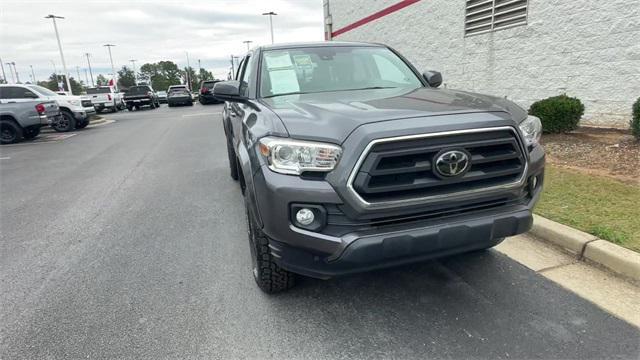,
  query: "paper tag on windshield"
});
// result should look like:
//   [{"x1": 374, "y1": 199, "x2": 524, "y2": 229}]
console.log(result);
[
  {"x1": 292, "y1": 55, "x2": 313, "y2": 70},
  {"x1": 265, "y1": 52, "x2": 293, "y2": 70},
  {"x1": 269, "y1": 69, "x2": 300, "y2": 94}
]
